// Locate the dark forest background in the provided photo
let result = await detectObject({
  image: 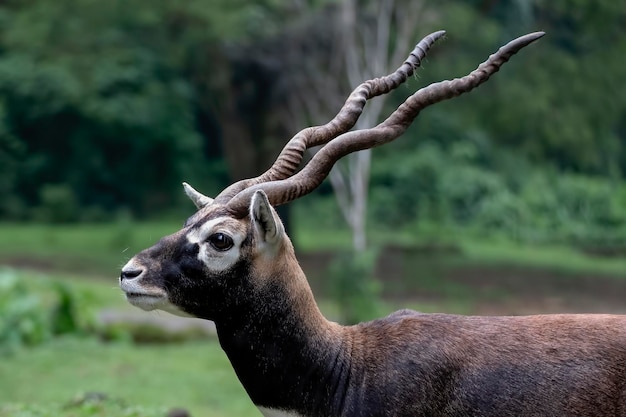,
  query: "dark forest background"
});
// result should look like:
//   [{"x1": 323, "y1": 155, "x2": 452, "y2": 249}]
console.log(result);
[{"x1": 0, "y1": 0, "x2": 625, "y2": 249}]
